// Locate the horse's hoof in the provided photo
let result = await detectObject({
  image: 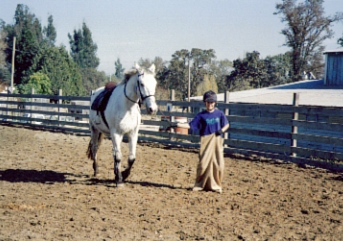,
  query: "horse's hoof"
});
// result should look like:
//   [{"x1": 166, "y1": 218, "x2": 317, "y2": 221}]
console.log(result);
[
  {"x1": 121, "y1": 169, "x2": 130, "y2": 181},
  {"x1": 116, "y1": 183, "x2": 125, "y2": 188}
]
